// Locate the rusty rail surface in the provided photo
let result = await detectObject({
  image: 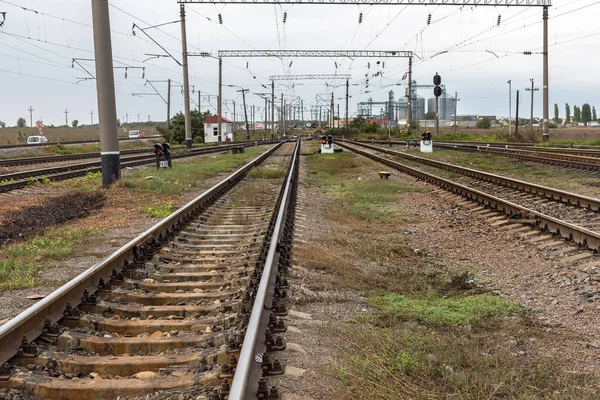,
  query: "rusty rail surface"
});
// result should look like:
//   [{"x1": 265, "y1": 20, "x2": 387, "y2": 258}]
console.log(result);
[
  {"x1": 338, "y1": 141, "x2": 600, "y2": 252},
  {"x1": 0, "y1": 141, "x2": 283, "y2": 367},
  {"x1": 345, "y1": 140, "x2": 600, "y2": 212},
  {"x1": 0, "y1": 140, "x2": 277, "y2": 193}
]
